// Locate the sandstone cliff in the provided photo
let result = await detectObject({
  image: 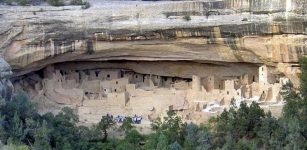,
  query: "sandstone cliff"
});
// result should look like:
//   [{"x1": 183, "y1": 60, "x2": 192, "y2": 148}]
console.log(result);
[{"x1": 0, "y1": 1, "x2": 305, "y2": 87}]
